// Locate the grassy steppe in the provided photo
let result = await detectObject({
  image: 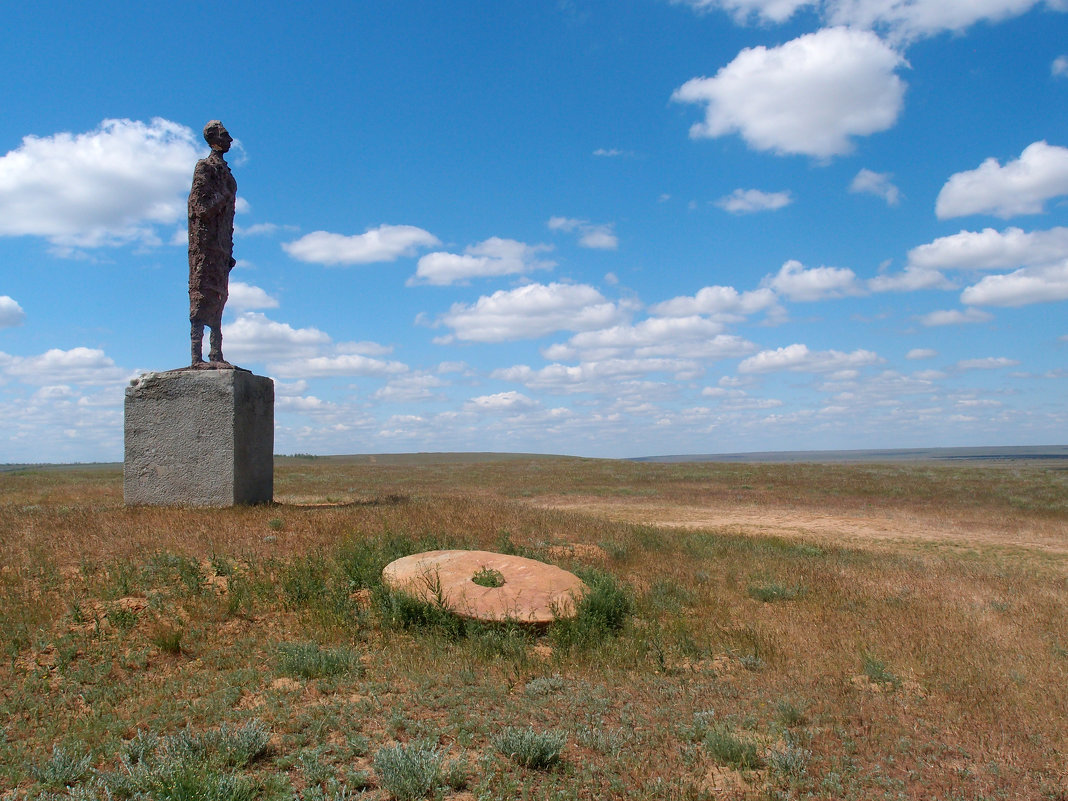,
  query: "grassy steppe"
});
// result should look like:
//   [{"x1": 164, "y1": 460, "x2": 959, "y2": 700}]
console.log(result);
[{"x1": 0, "y1": 455, "x2": 1066, "y2": 799}]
